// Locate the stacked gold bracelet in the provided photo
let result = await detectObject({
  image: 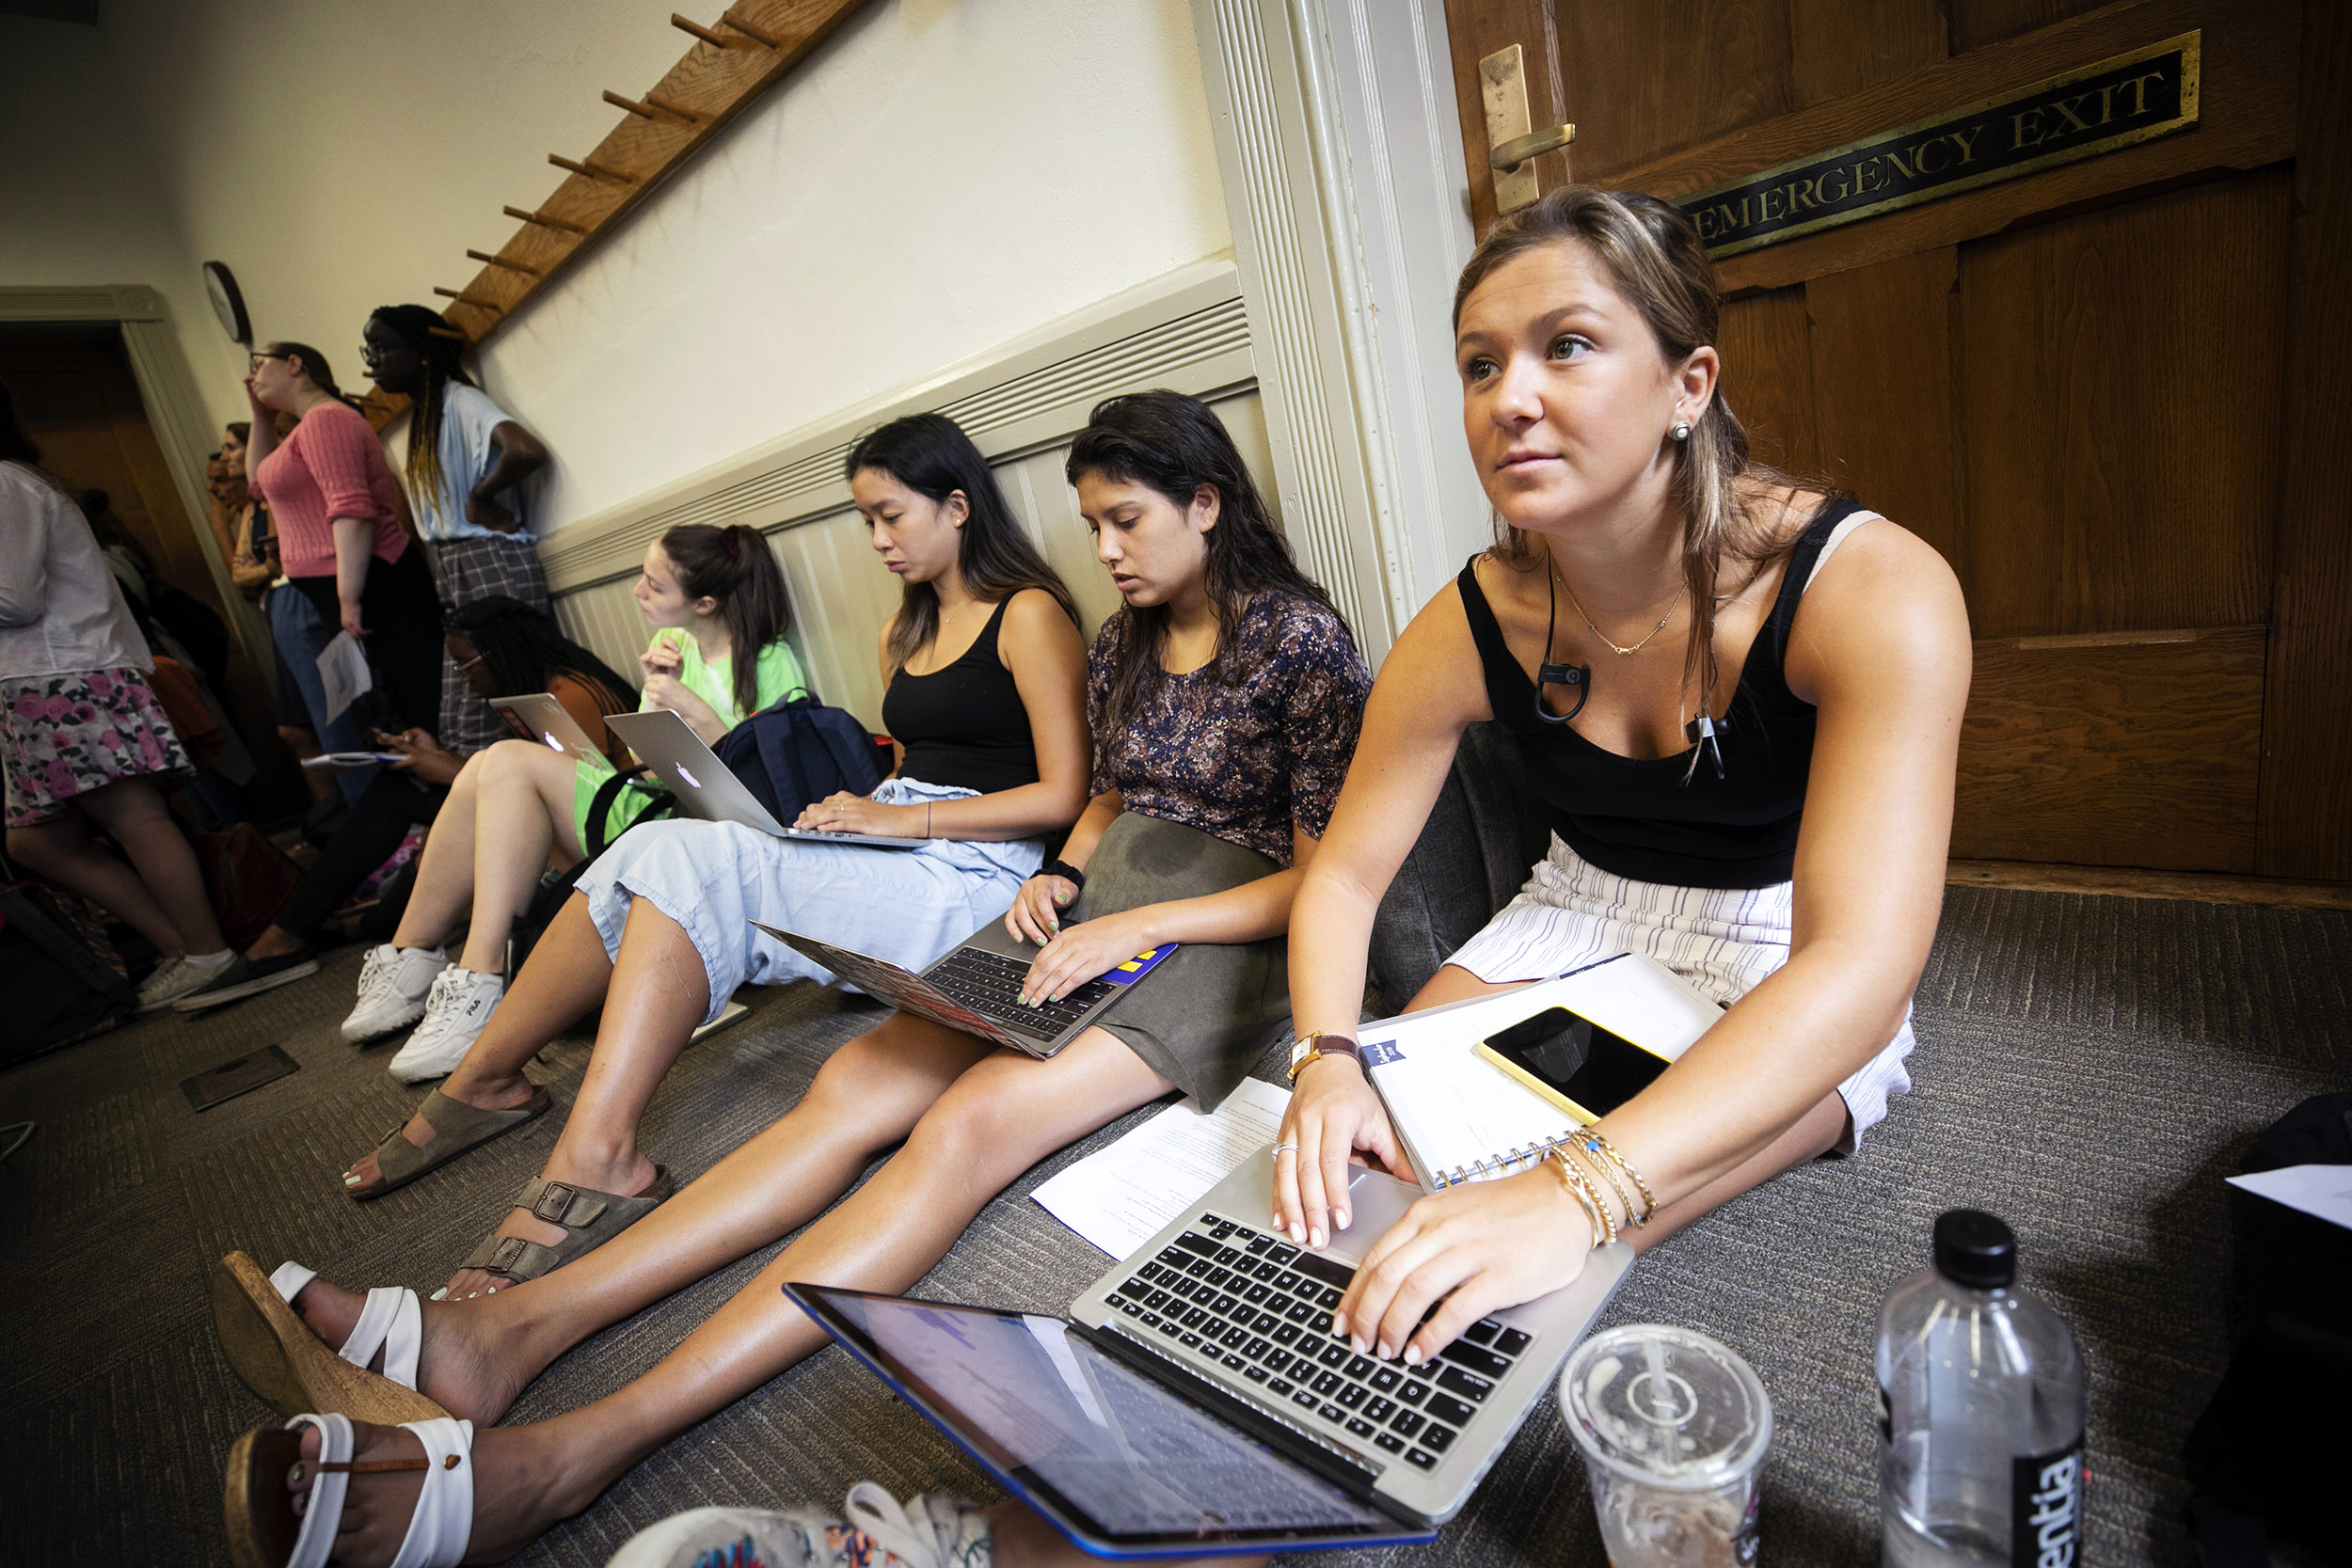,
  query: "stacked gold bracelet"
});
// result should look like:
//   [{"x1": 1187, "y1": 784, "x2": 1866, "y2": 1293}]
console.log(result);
[
  {"x1": 1575, "y1": 1130, "x2": 1657, "y2": 1227},
  {"x1": 1547, "y1": 1149, "x2": 1618, "y2": 1247}
]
